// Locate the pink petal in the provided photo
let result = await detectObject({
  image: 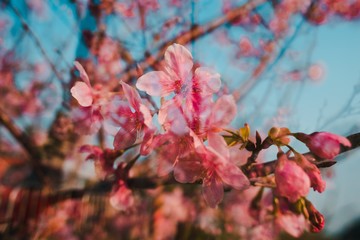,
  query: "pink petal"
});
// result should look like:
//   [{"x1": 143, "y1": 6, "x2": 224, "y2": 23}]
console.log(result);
[
  {"x1": 164, "y1": 43, "x2": 193, "y2": 82},
  {"x1": 277, "y1": 214, "x2": 308, "y2": 238},
  {"x1": 110, "y1": 181, "x2": 134, "y2": 211},
  {"x1": 174, "y1": 153, "x2": 203, "y2": 183},
  {"x1": 136, "y1": 71, "x2": 172, "y2": 96},
  {"x1": 216, "y1": 160, "x2": 250, "y2": 190},
  {"x1": 194, "y1": 67, "x2": 221, "y2": 95},
  {"x1": 140, "y1": 128, "x2": 155, "y2": 156},
  {"x1": 166, "y1": 105, "x2": 188, "y2": 135},
  {"x1": 139, "y1": 104, "x2": 153, "y2": 129},
  {"x1": 70, "y1": 81, "x2": 93, "y2": 107},
  {"x1": 275, "y1": 155, "x2": 310, "y2": 202},
  {"x1": 202, "y1": 175, "x2": 224, "y2": 208},
  {"x1": 157, "y1": 146, "x2": 178, "y2": 176},
  {"x1": 207, "y1": 132, "x2": 229, "y2": 160},
  {"x1": 121, "y1": 81, "x2": 142, "y2": 111},
  {"x1": 113, "y1": 126, "x2": 137, "y2": 150},
  {"x1": 209, "y1": 95, "x2": 237, "y2": 128},
  {"x1": 307, "y1": 132, "x2": 351, "y2": 159},
  {"x1": 74, "y1": 61, "x2": 91, "y2": 86}
]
